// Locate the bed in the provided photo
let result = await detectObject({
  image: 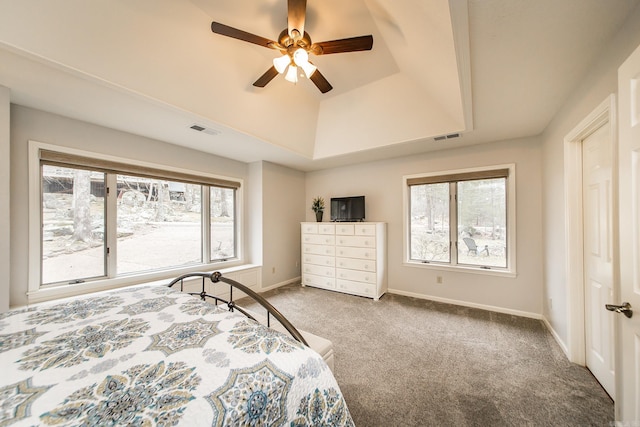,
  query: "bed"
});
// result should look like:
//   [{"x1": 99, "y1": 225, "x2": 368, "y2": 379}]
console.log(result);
[{"x1": 0, "y1": 272, "x2": 353, "y2": 426}]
